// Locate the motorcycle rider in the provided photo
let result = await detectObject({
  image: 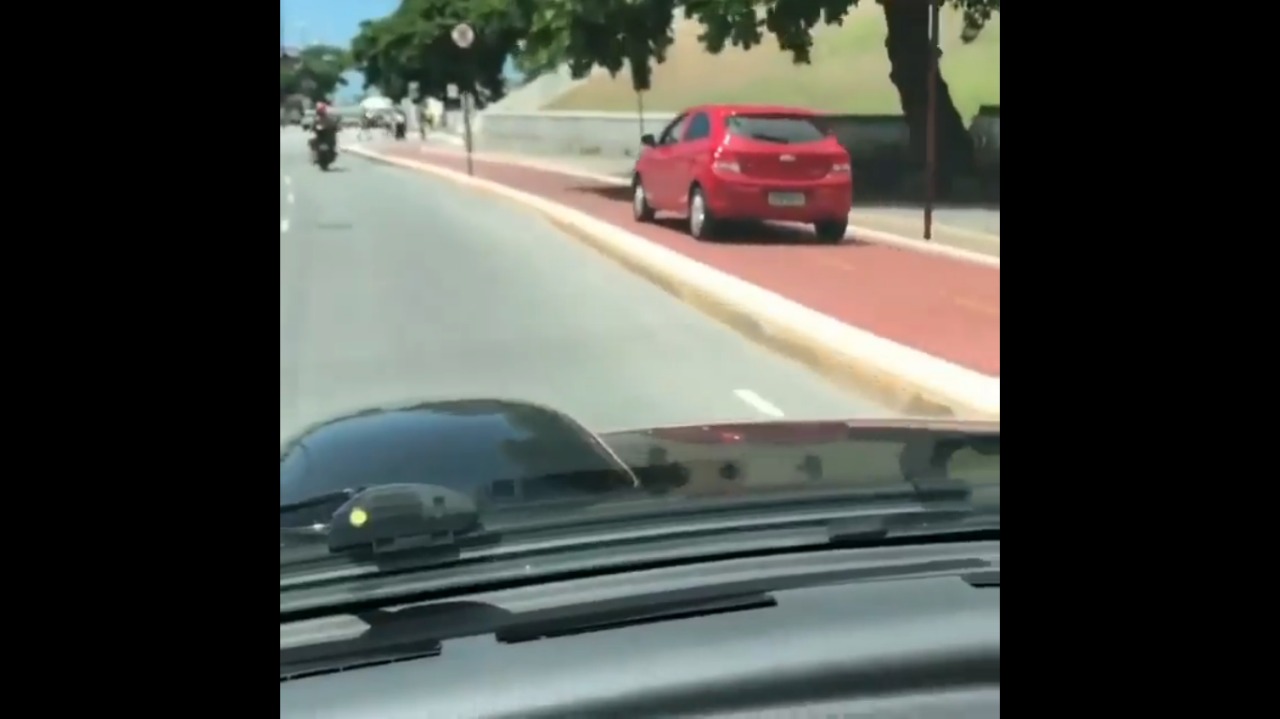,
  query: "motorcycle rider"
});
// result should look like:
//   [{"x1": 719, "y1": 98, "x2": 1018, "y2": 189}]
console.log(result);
[
  {"x1": 309, "y1": 102, "x2": 340, "y2": 163},
  {"x1": 358, "y1": 111, "x2": 375, "y2": 141},
  {"x1": 392, "y1": 109, "x2": 407, "y2": 140}
]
